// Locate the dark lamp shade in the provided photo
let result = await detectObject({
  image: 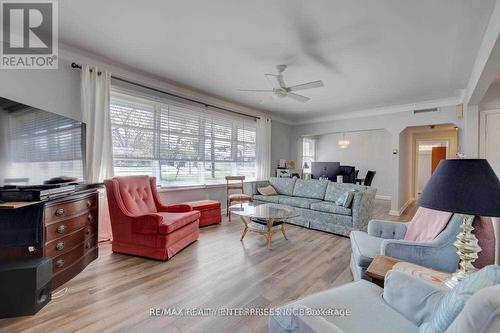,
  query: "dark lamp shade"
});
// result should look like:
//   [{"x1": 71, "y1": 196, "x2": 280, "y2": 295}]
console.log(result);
[{"x1": 418, "y1": 159, "x2": 500, "y2": 217}]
